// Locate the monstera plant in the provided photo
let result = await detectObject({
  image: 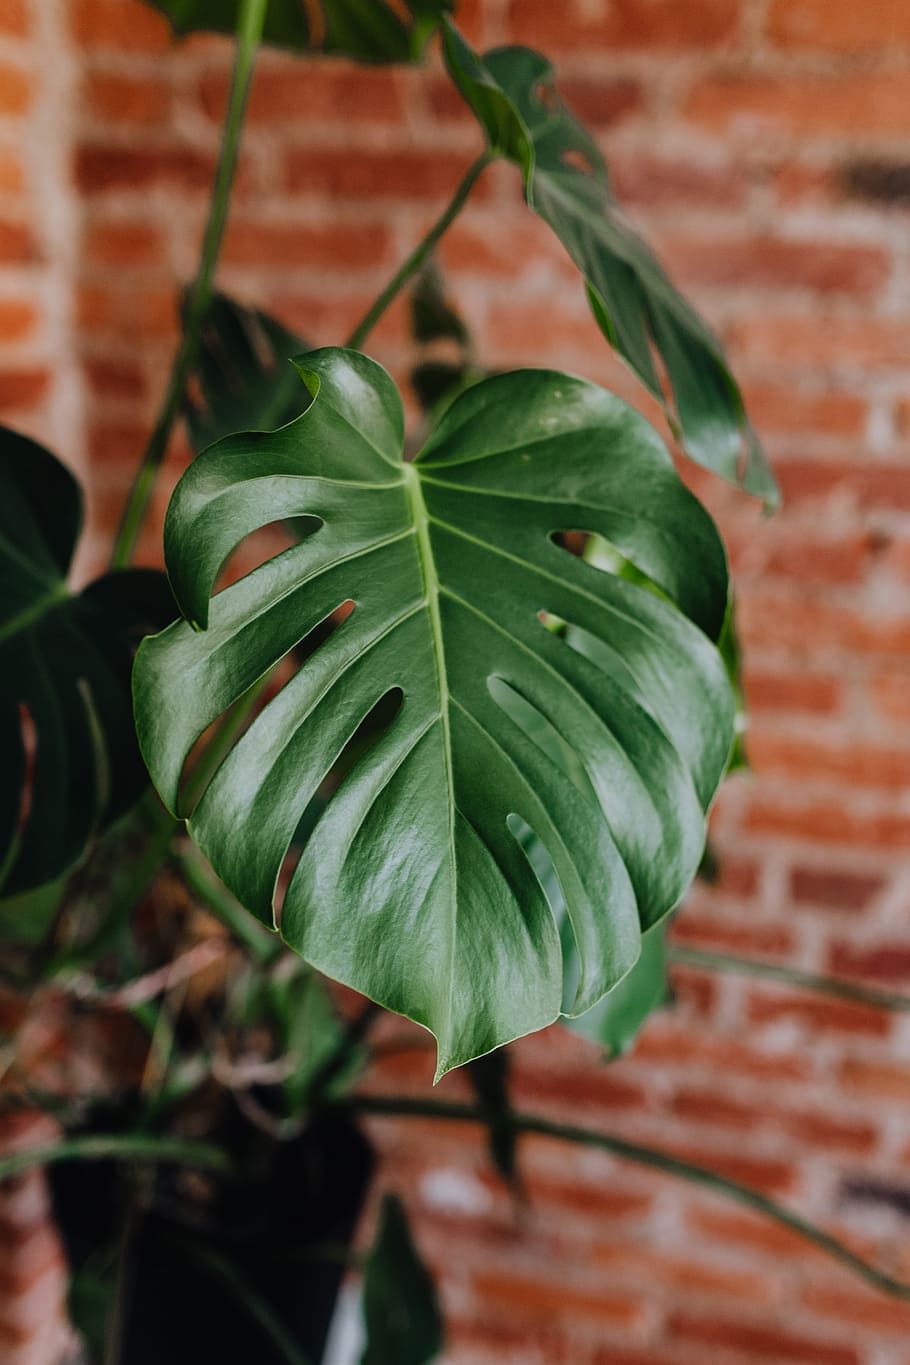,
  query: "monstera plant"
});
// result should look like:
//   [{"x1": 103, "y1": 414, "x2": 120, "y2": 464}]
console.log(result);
[{"x1": 3, "y1": 3, "x2": 910, "y2": 1363}]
